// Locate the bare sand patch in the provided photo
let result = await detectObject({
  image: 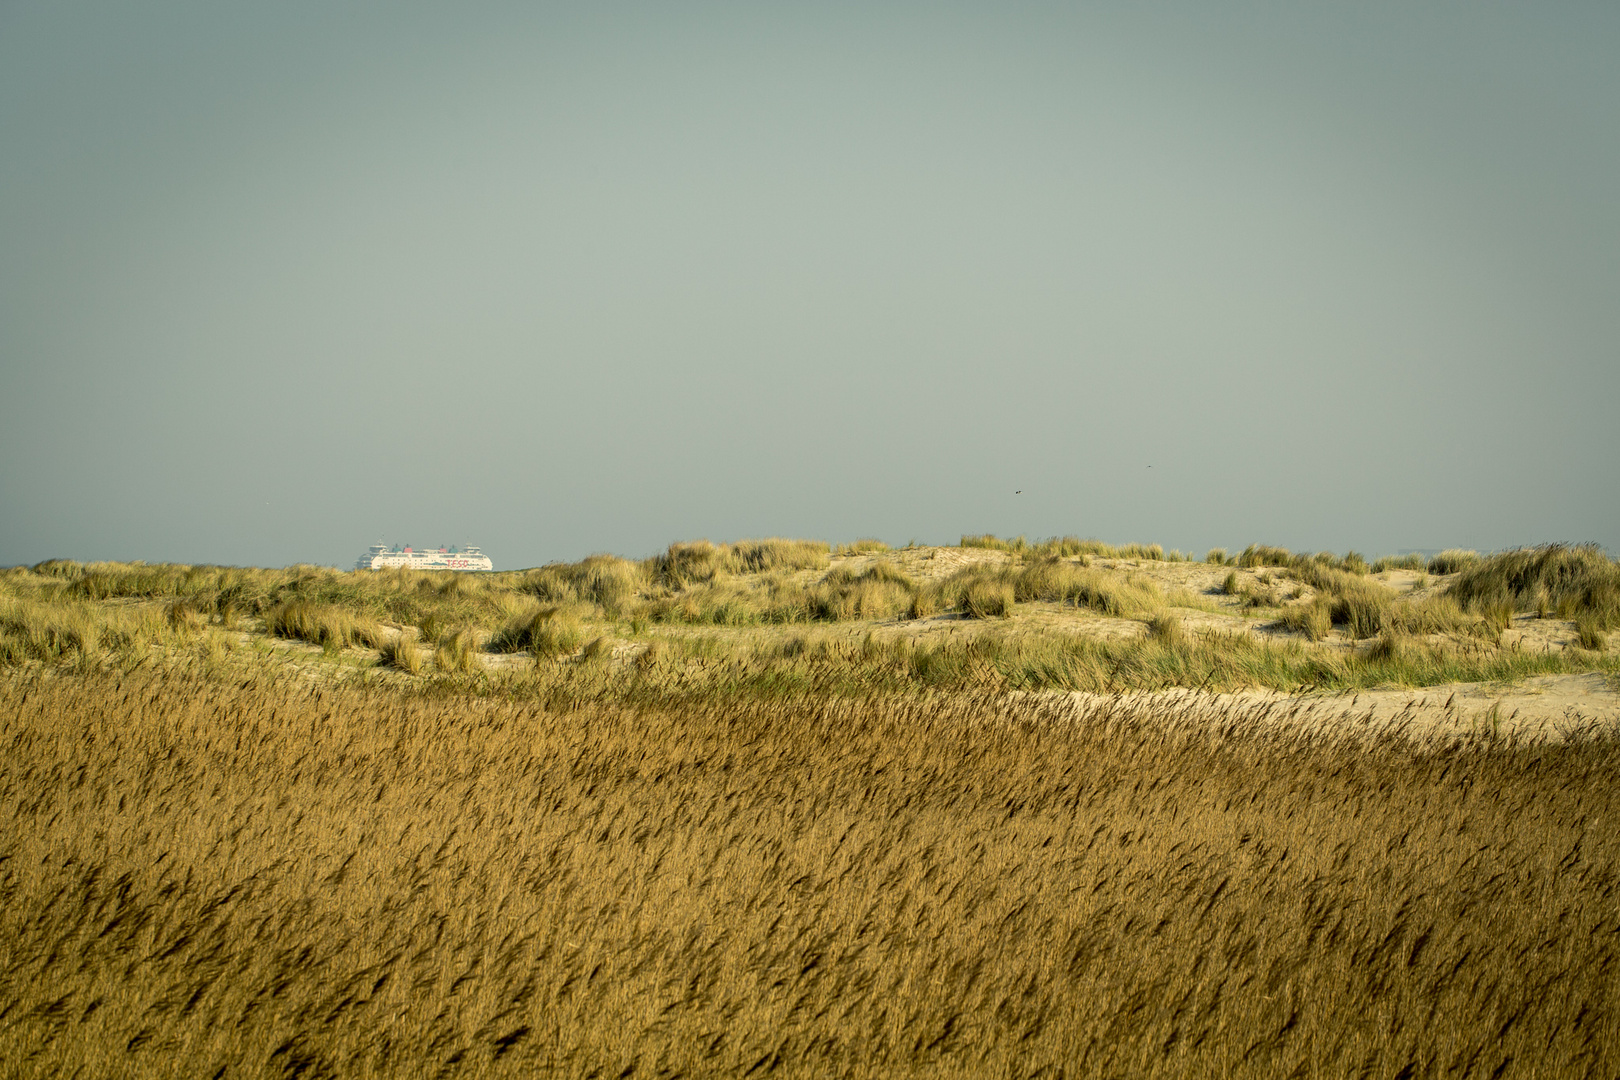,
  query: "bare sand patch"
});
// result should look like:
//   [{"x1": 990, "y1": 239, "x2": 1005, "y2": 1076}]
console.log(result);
[{"x1": 1063, "y1": 671, "x2": 1620, "y2": 744}]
